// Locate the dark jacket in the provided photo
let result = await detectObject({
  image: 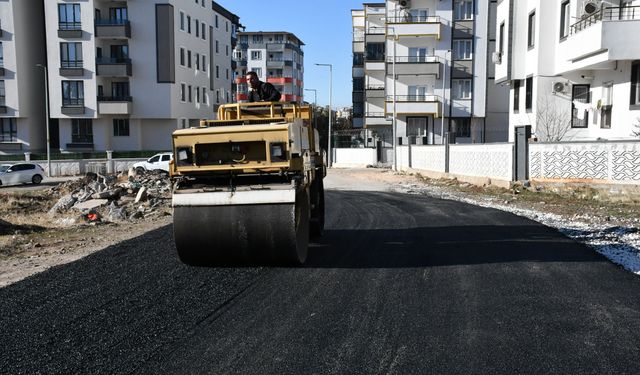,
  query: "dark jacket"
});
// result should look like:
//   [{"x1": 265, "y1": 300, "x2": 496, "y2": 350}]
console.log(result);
[{"x1": 248, "y1": 81, "x2": 281, "y2": 102}]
